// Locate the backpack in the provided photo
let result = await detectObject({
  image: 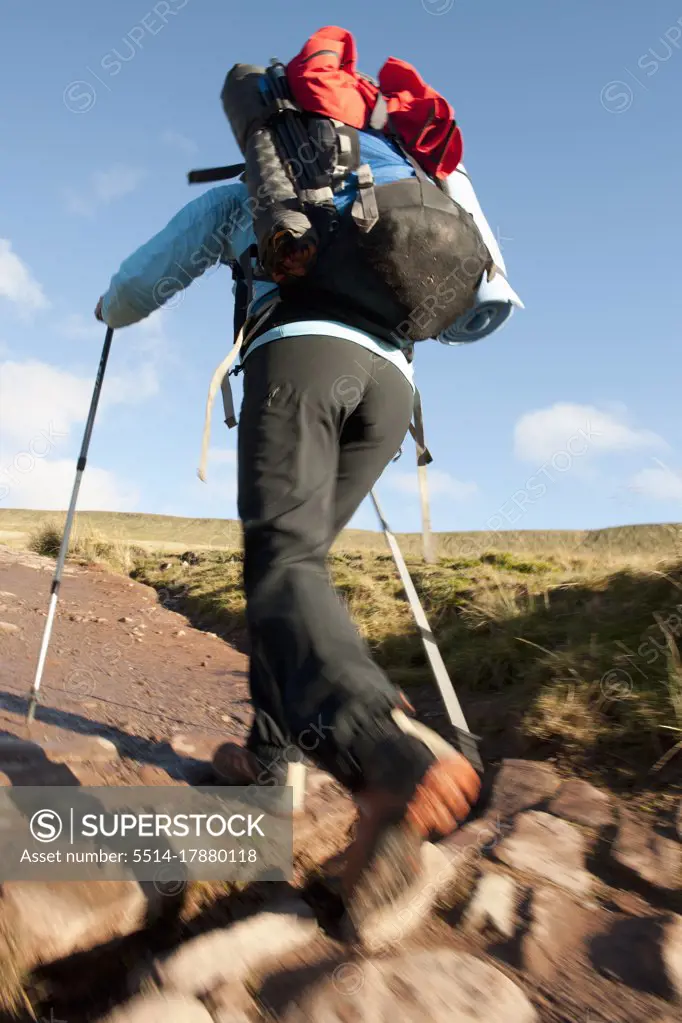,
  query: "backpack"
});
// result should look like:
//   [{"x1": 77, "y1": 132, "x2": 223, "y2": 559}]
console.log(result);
[
  {"x1": 192, "y1": 26, "x2": 494, "y2": 351},
  {"x1": 192, "y1": 28, "x2": 497, "y2": 566}
]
